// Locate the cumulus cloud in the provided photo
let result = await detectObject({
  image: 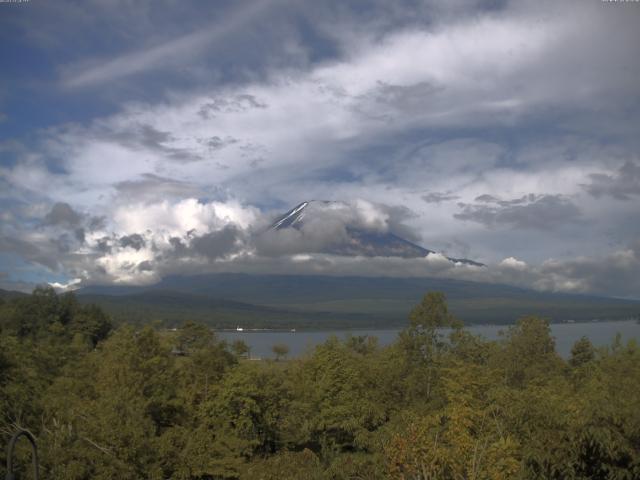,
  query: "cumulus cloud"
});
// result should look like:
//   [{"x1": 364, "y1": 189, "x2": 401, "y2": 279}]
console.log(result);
[
  {"x1": 3, "y1": 194, "x2": 640, "y2": 299},
  {"x1": 499, "y1": 257, "x2": 528, "y2": 271},
  {"x1": 190, "y1": 226, "x2": 245, "y2": 259},
  {"x1": 0, "y1": 198, "x2": 432, "y2": 285},
  {"x1": 77, "y1": 198, "x2": 259, "y2": 283},
  {"x1": 2, "y1": 0, "x2": 640, "y2": 299},
  {"x1": 119, "y1": 233, "x2": 146, "y2": 251}
]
